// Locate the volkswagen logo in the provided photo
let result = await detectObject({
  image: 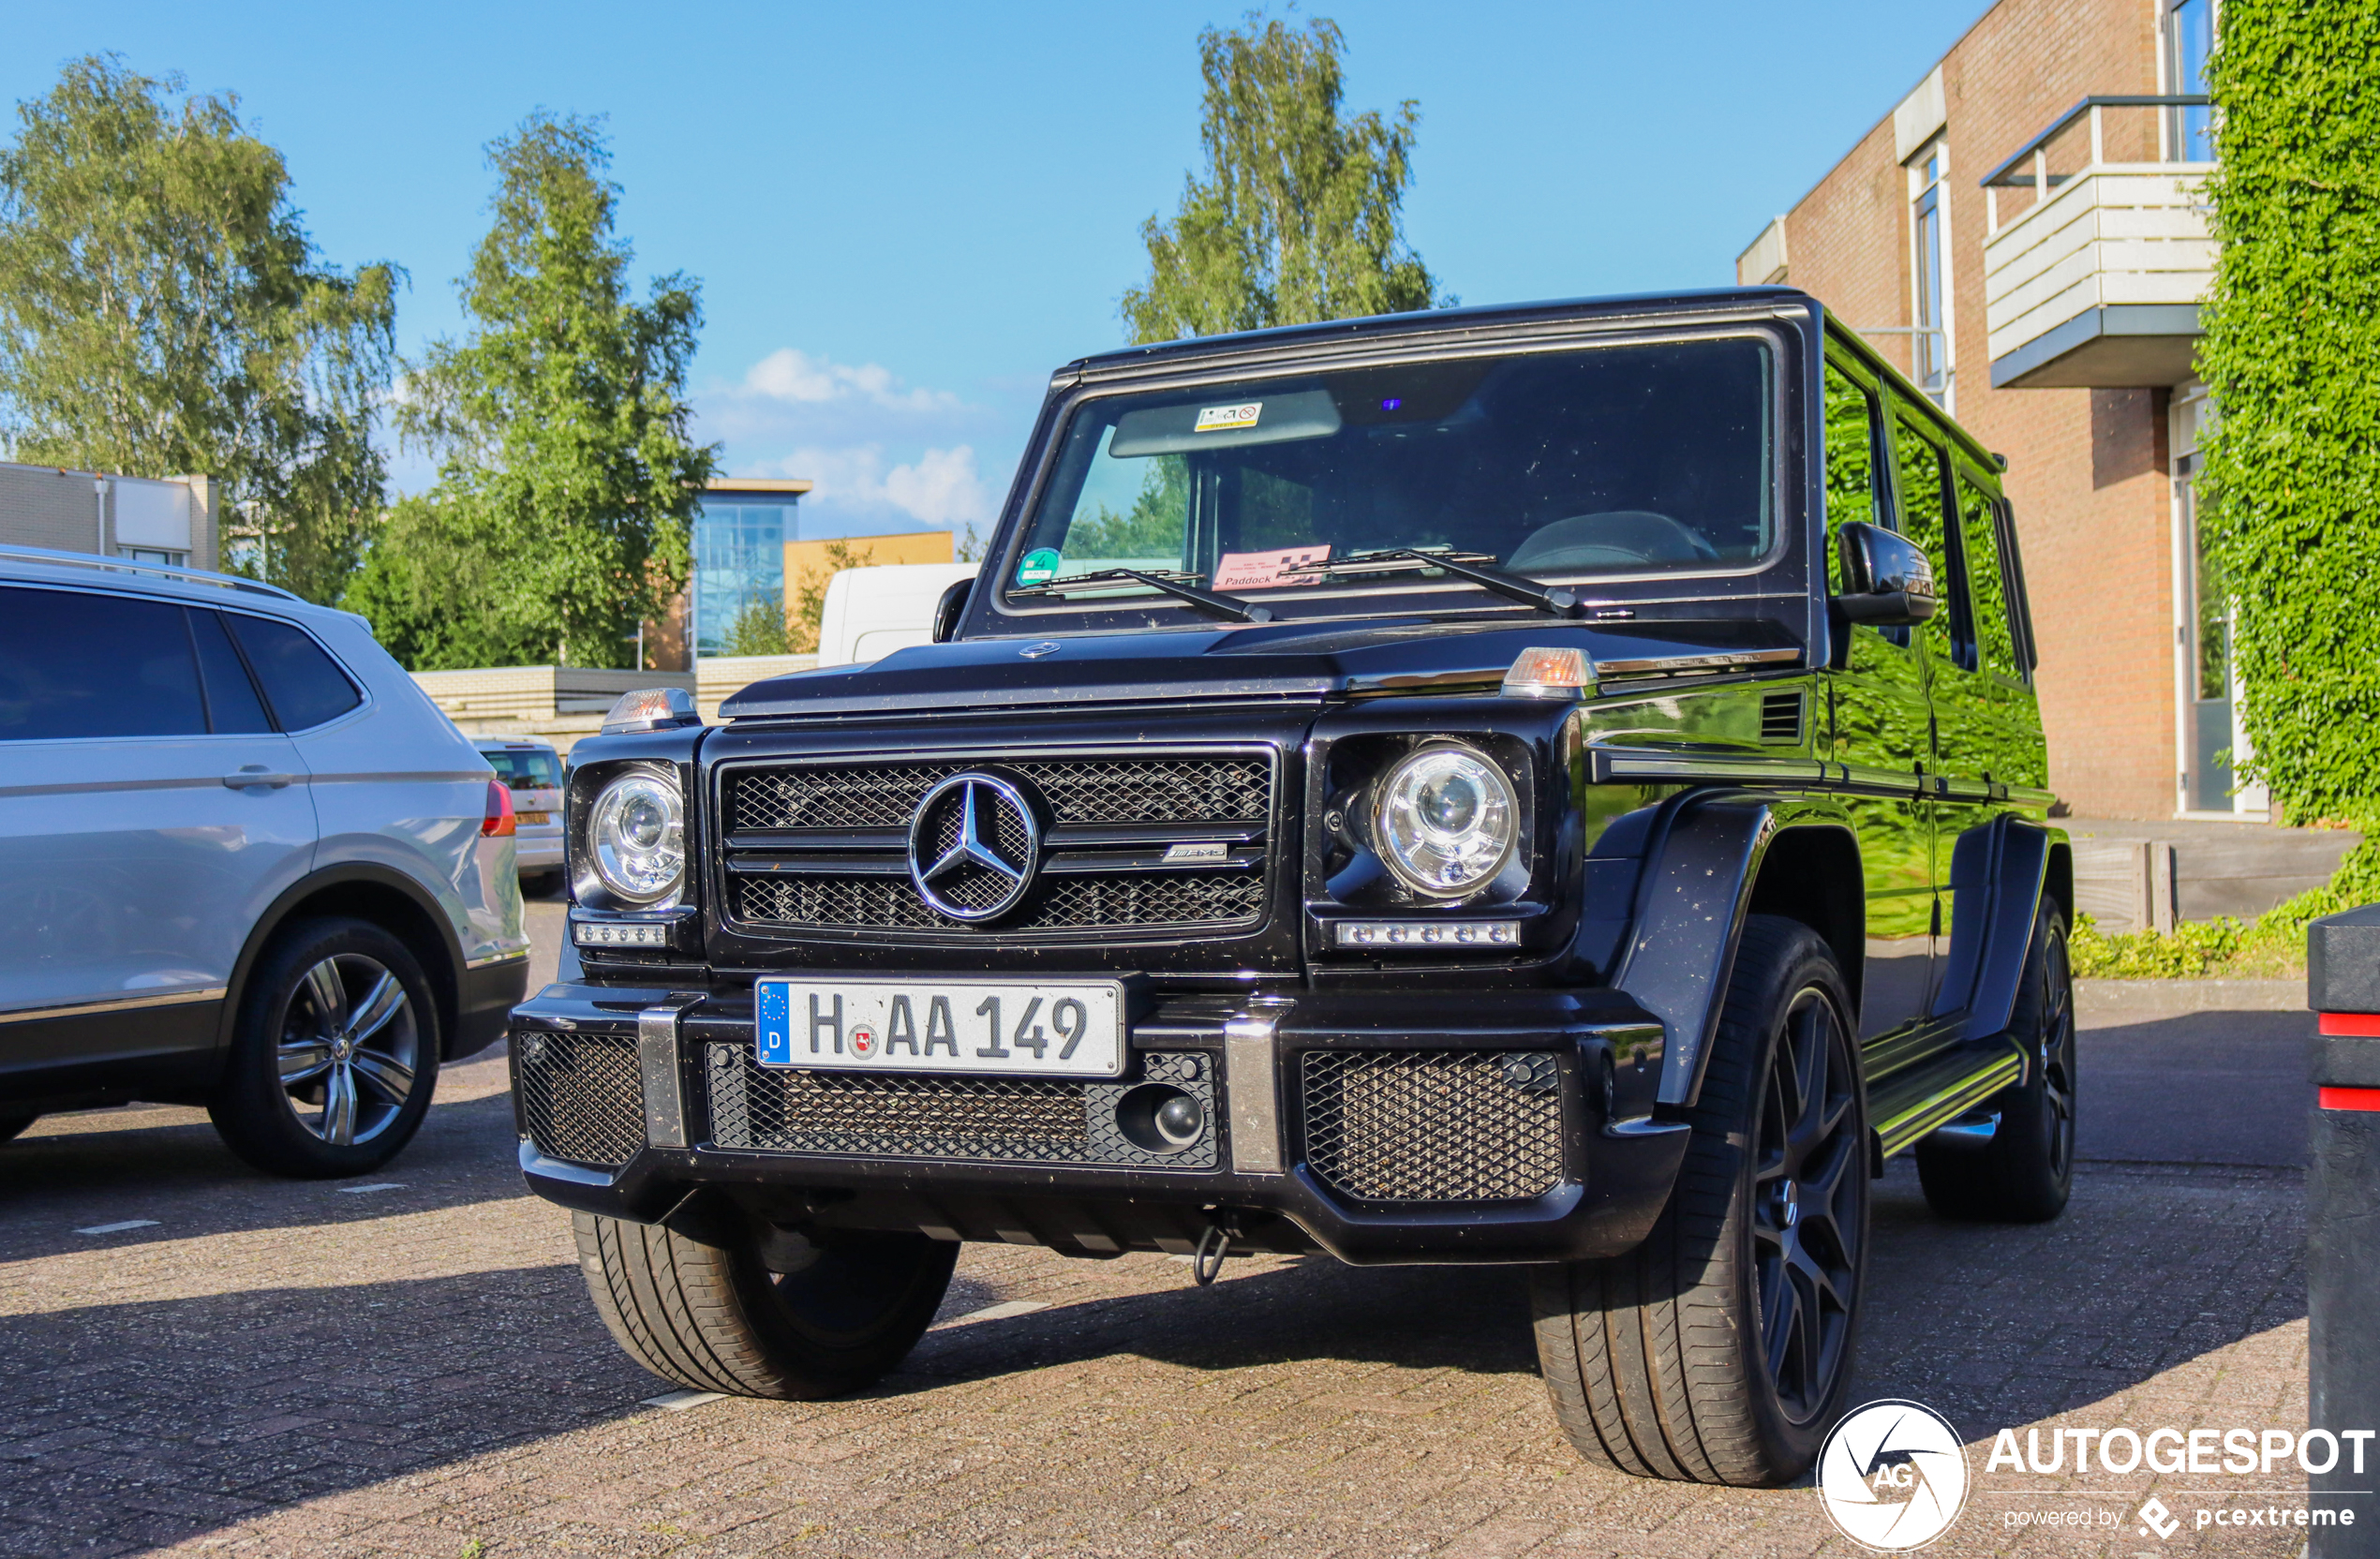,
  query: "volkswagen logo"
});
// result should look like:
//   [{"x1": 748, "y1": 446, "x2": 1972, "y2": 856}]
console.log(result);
[{"x1": 908, "y1": 773, "x2": 1042, "y2": 922}]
